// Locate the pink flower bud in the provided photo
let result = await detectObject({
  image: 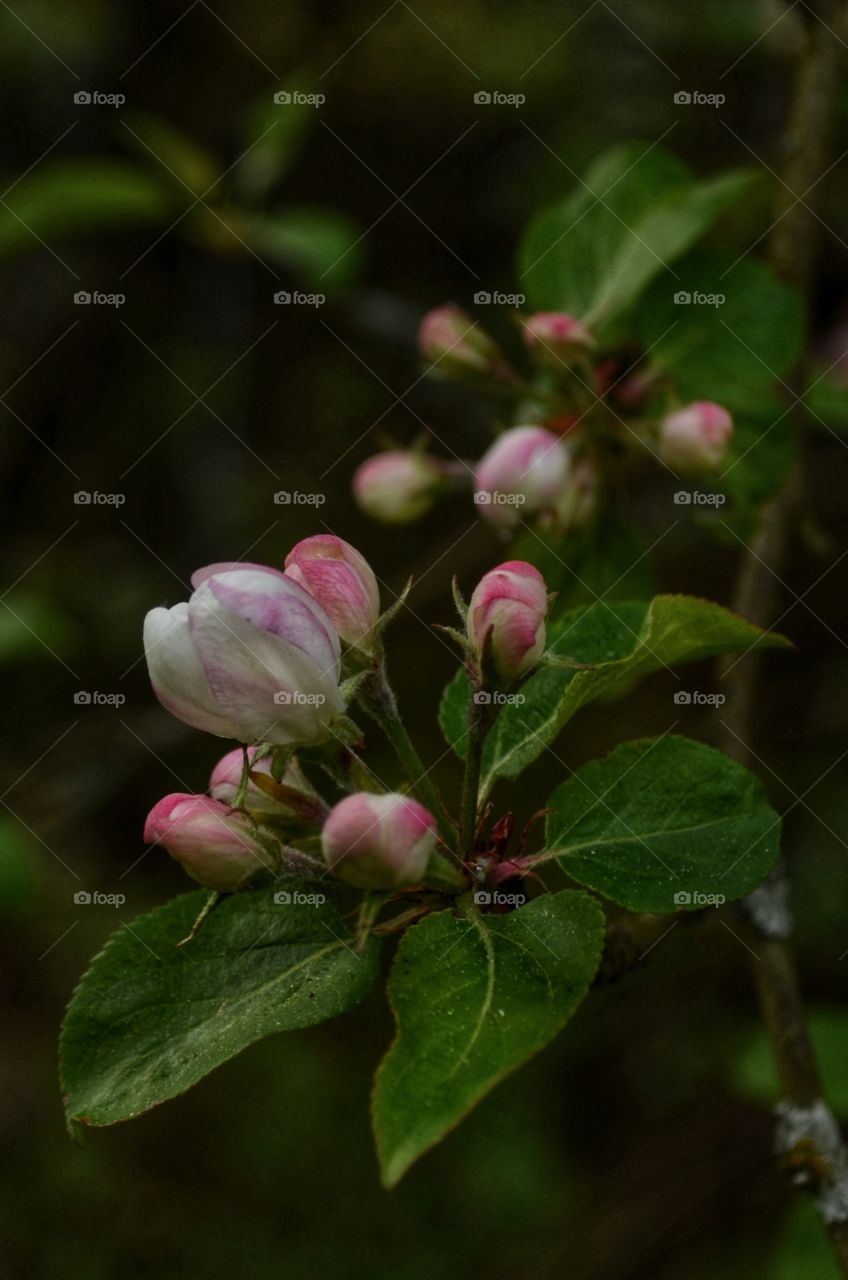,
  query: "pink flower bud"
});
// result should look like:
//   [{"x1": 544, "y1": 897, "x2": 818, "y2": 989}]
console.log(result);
[
  {"x1": 522, "y1": 312, "x2": 595, "y2": 368},
  {"x1": 209, "y1": 746, "x2": 315, "y2": 819},
  {"x1": 321, "y1": 792, "x2": 437, "y2": 889},
  {"x1": 144, "y1": 793, "x2": 268, "y2": 891},
  {"x1": 284, "y1": 534, "x2": 380, "y2": 650},
  {"x1": 658, "y1": 401, "x2": 733, "y2": 471},
  {"x1": 418, "y1": 305, "x2": 507, "y2": 378},
  {"x1": 467, "y1": 560, "x2": 547, "y2": 683},
  {"x1": 144, "y1": 563, "x2": 344, "y2": 746},
  {"x1": 353, "y1": 451, "x2": 444, "y2": 524},
  {"x1": 474, "y1": 426, "x2": 570, "y2": 529}
]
